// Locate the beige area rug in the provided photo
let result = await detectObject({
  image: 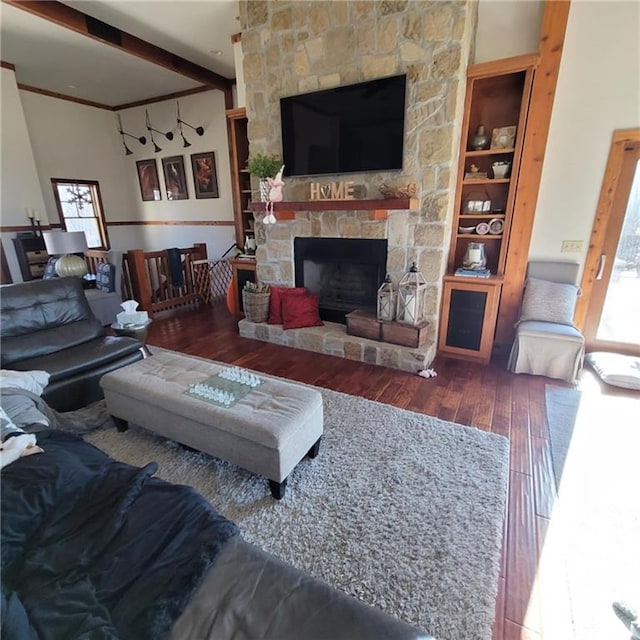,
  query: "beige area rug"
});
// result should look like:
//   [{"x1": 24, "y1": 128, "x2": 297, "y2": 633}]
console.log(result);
[{"x1": 85, "y1": 362, "x2": 509, "y2": 640}]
